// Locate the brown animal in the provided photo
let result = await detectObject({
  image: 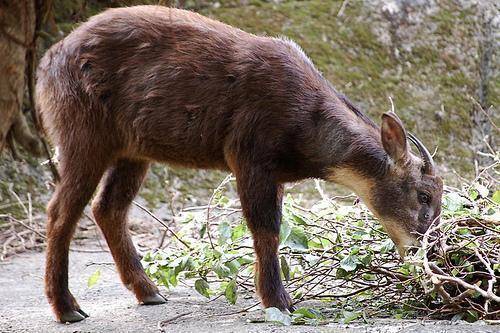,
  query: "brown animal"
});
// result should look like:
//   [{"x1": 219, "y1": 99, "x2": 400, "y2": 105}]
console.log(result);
[{"x1": 36, "y1": 6, "x2": 443, "y2": 323}]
